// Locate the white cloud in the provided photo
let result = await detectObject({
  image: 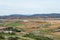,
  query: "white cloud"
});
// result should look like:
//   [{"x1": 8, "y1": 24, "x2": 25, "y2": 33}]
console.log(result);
[{"x1": 0, "y1": 0, "x2": 60, "y2": 15}]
